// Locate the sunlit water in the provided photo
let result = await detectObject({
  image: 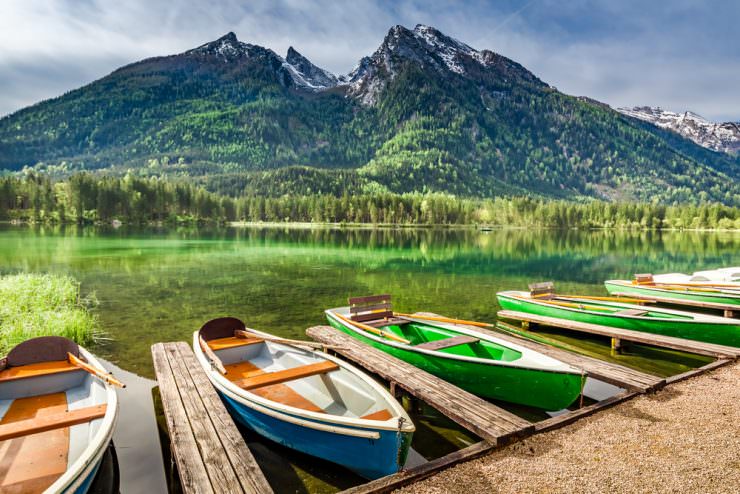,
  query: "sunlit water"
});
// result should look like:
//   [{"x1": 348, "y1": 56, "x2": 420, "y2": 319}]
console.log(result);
[{"x1": 1, "y1": 225, "x2": 737, "y2": 493}]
